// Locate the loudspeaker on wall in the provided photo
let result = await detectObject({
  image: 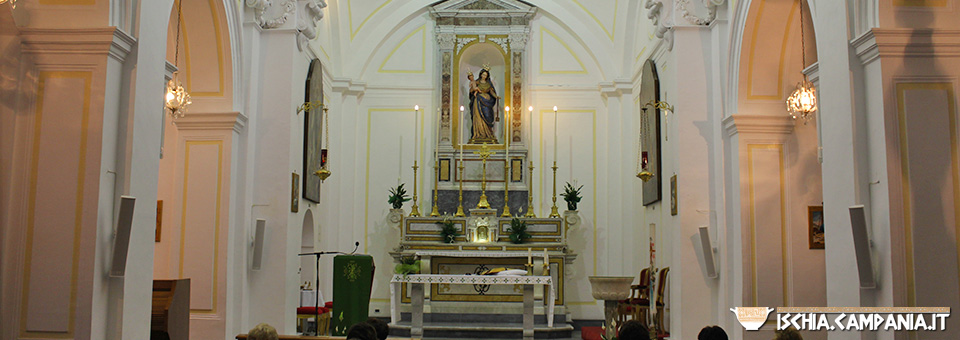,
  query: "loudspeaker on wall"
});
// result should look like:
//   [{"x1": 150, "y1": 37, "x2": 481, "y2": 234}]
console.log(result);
[
  {"x1": 849, "y1": 205, "x2": 876, "y2": 288},
  {"x1": 110, "y1": 196, "x2": 136, "y2": 277},
  {"x1": 698, "y1": 226, "x2": 719, "y2": 279},
  {"x1": 252, "y1": 219, "x2": 266, "y2": 270}
]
